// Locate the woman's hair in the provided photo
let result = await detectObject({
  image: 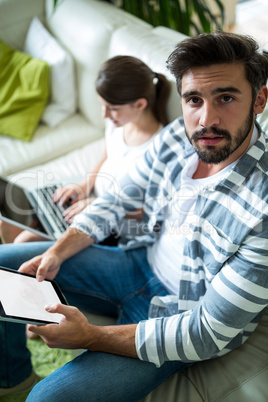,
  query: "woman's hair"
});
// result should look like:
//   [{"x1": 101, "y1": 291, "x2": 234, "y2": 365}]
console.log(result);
[
  {"x1": 95, "y1": 55, "x2": 171, "y2": 126},
  {"x1": 167, "y1": 31, "x2": 268, "y2": 99}
]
